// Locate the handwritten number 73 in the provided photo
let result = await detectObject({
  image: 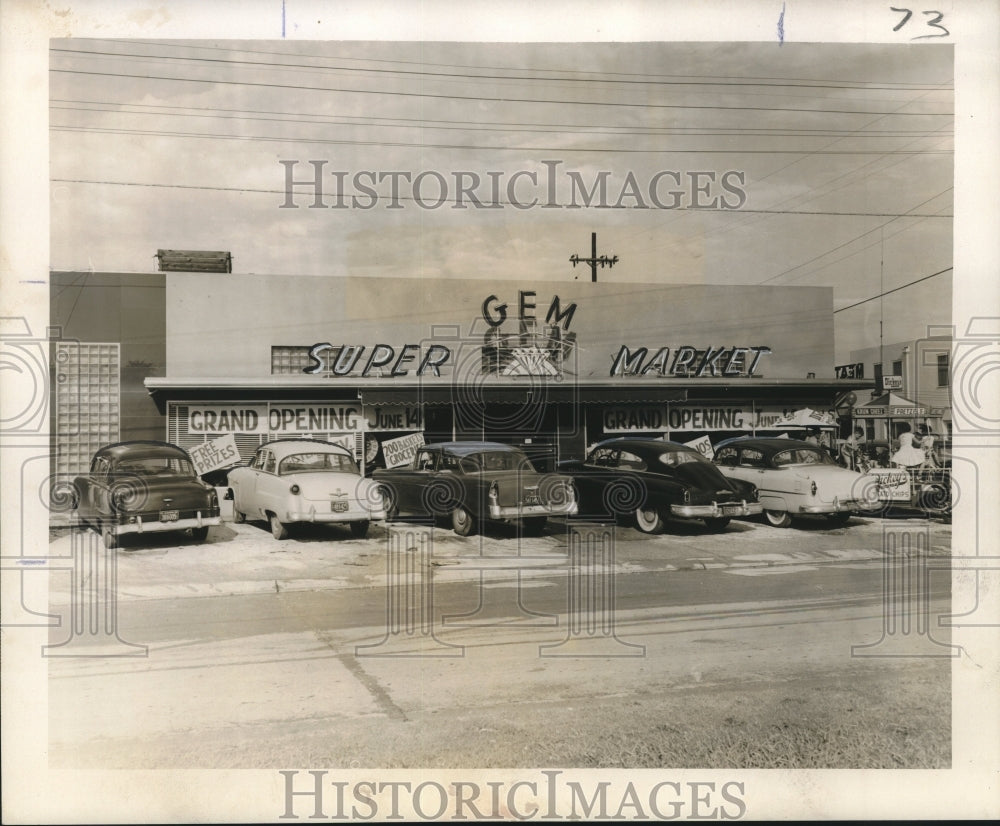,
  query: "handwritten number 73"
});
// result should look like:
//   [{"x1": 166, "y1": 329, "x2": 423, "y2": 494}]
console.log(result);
[{"x1": 891, "y1": 7, "x2": 950, "y2": 38}]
